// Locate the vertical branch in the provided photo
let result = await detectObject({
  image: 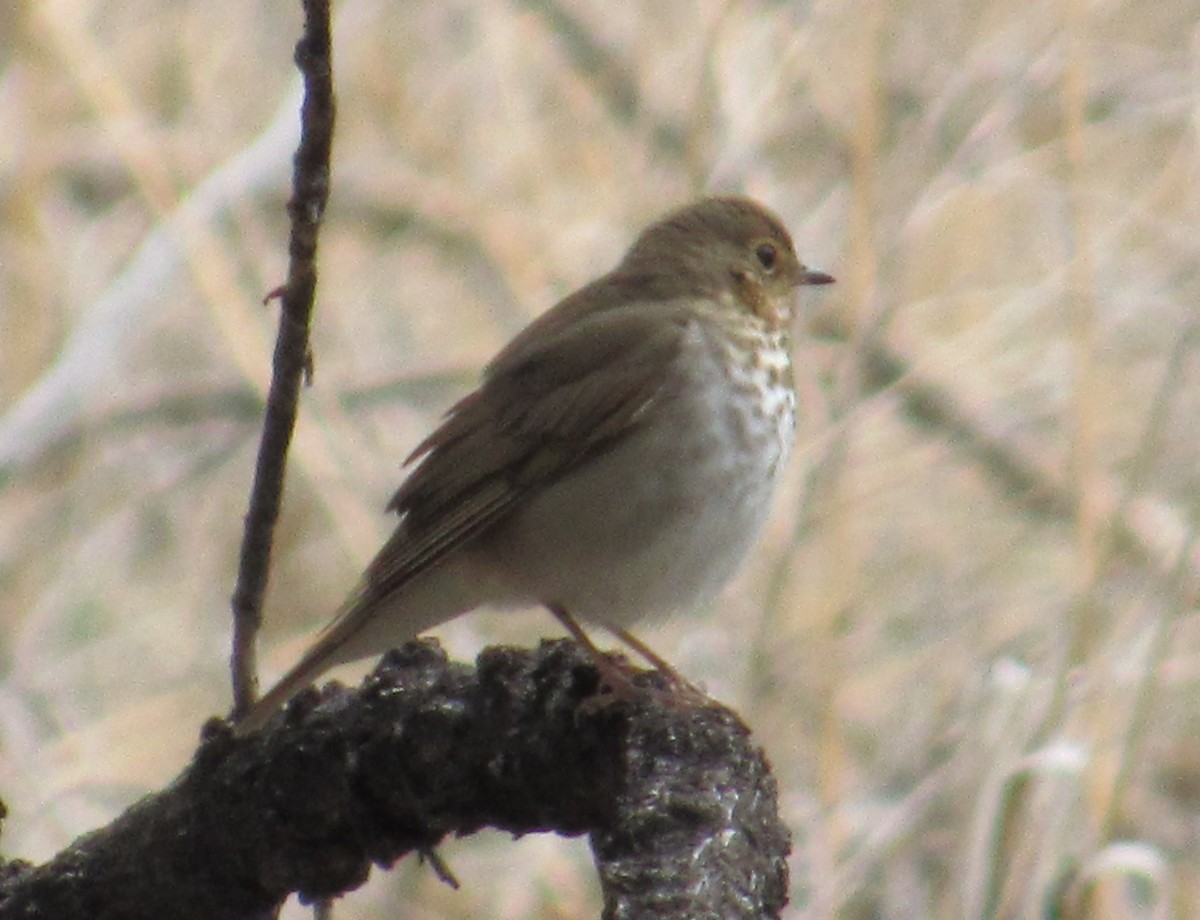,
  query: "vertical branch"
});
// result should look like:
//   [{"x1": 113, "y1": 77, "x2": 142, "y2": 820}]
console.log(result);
[{"x1": 229, "y1": 0, "x2": 336, "y2": 720}]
